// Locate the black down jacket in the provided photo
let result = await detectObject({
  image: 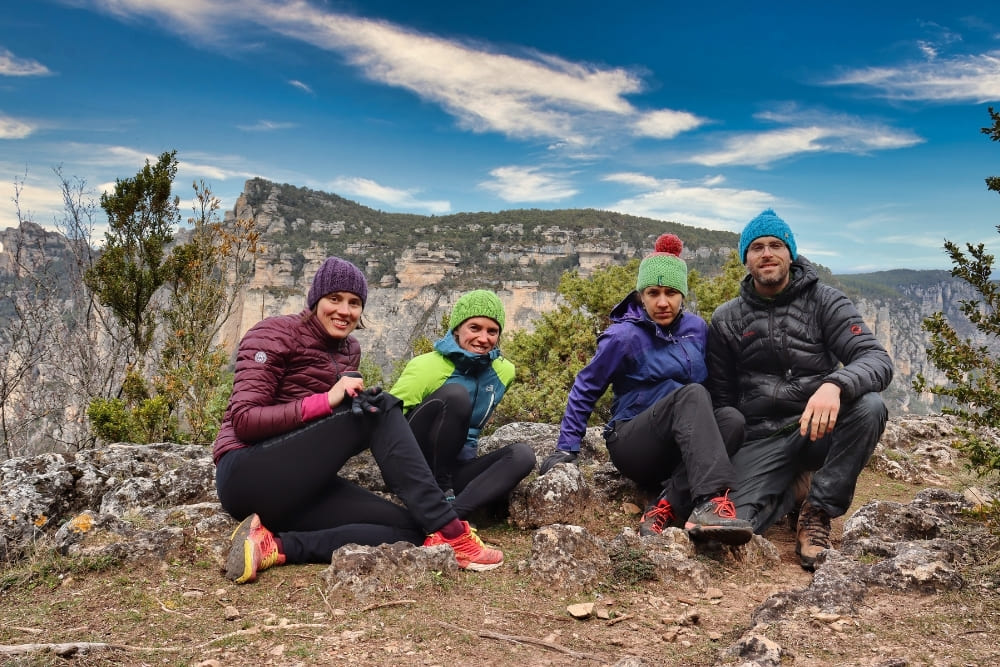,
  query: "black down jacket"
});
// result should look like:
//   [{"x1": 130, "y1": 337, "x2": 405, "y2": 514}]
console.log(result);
[{"x1": 706, "y1": 256, "x2": 894, "y2": 441}]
